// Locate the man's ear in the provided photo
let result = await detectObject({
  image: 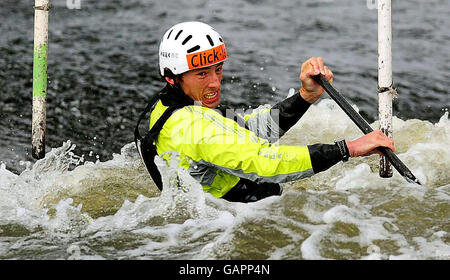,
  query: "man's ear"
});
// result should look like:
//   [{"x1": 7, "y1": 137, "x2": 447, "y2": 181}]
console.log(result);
[{"x1": 165, "y1": 77, "x2": 175, "y2": 85}]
